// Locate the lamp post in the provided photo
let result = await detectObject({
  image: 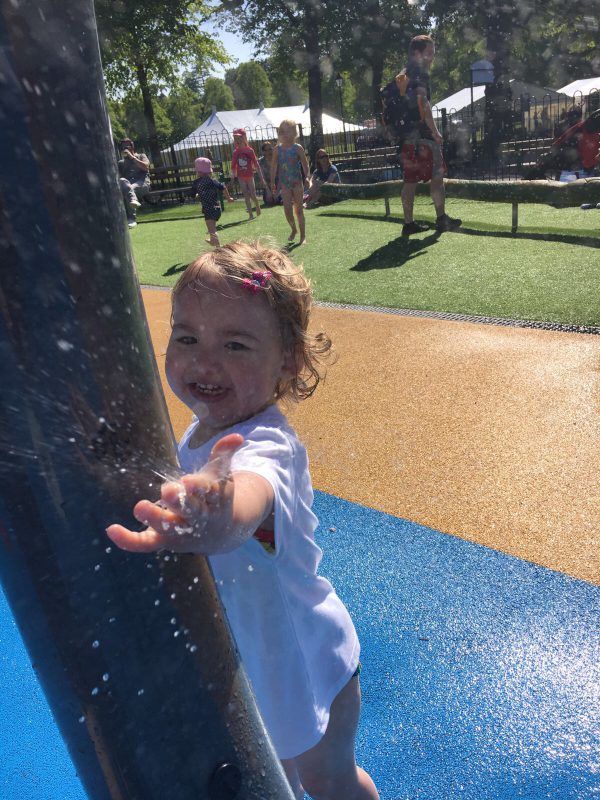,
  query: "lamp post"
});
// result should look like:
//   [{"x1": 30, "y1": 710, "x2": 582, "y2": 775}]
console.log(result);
[{"x1": 335, "y1": 73, "x2": 347, "y2": 150}]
